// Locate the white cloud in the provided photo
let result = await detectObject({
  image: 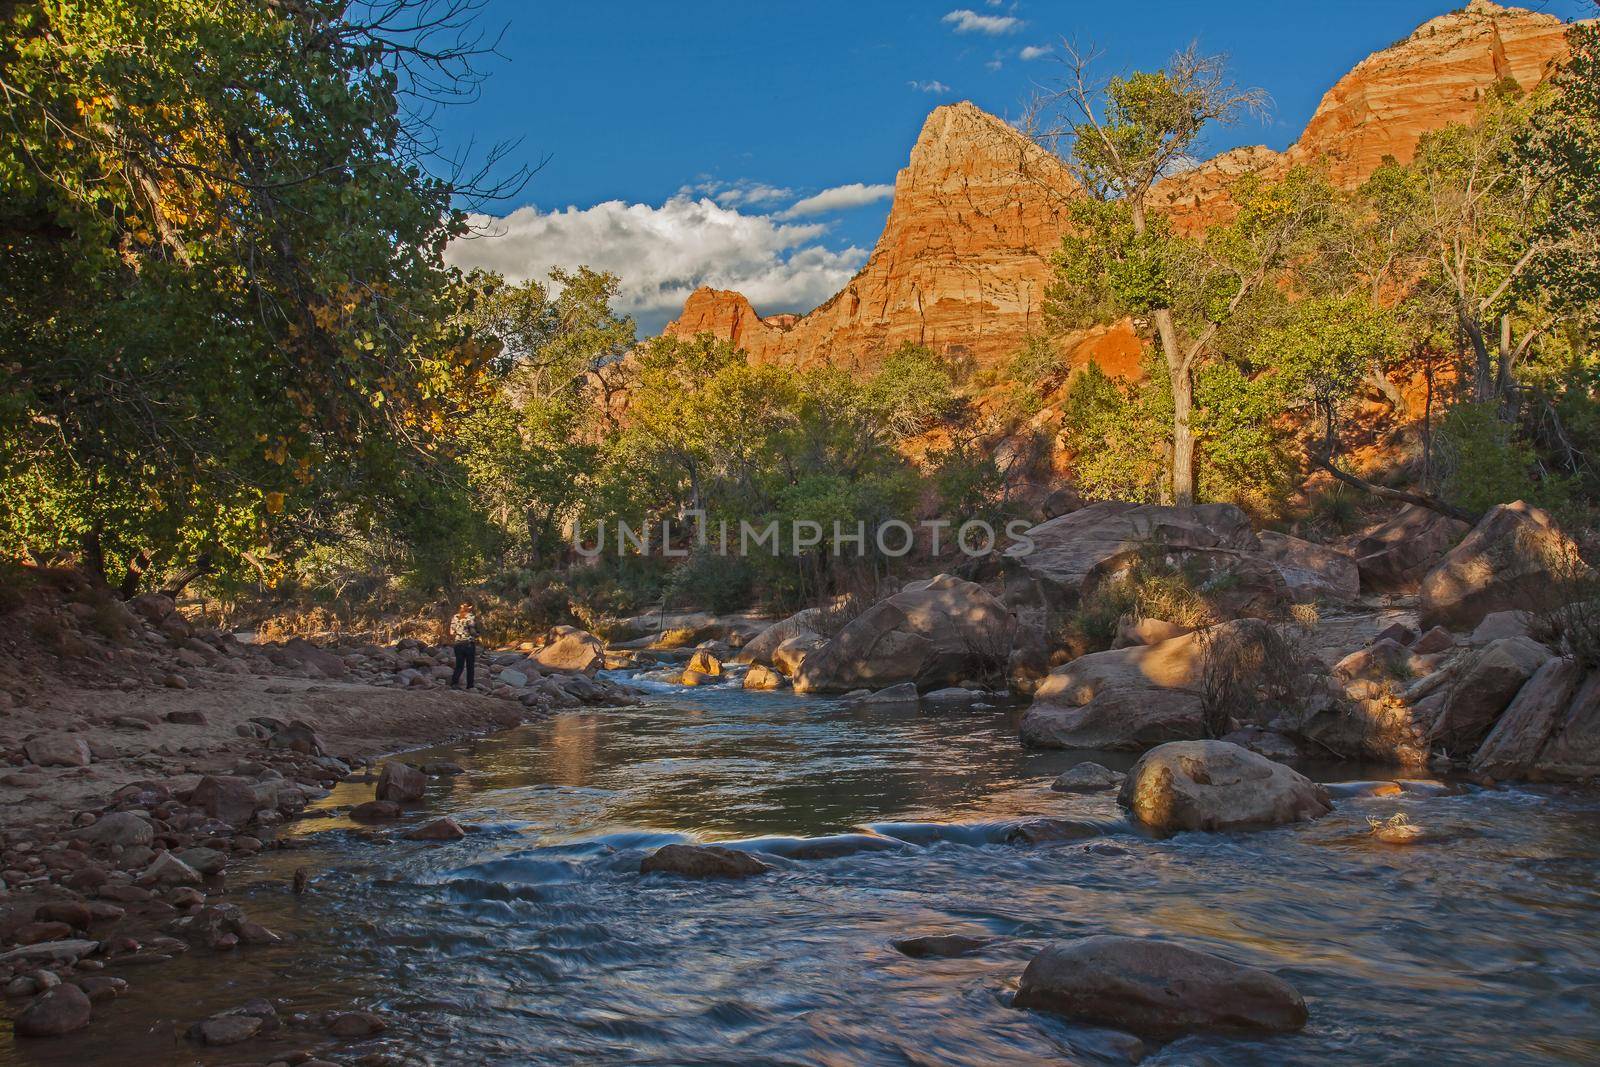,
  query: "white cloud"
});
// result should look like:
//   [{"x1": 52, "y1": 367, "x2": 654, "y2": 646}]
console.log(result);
[
  {"x1": 779, "y1": 182, "x2": 896, "y2": 218},
  {"x1": 446, "y1": 197, "x2": 867, "y2": 333},
  {"x1": 908, "y1": 79, "x2": 952, "y2": 94},
  {"x1": 985, "y1": 58, "x2": 1004, "y2": 72},
  {"x1": 689, "y1": 178, "x2": 793, "y2": 208},
  {"x1": 1019, "y1": 44, "x2": 1052, "y2": 61},
  {"x1": 942, "y1": 8, "x2": 1022, "y2": 34}
]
